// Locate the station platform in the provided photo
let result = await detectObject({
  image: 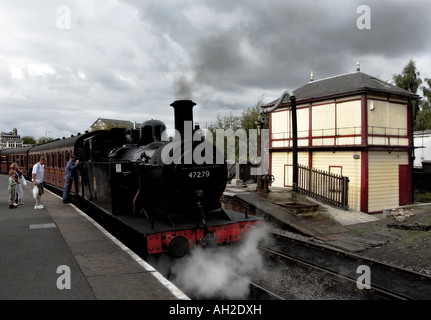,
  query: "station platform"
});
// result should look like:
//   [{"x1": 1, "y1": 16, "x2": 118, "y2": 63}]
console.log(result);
[{"x1": 0, "y1": 175, "x2": 188, "y2": 300}]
